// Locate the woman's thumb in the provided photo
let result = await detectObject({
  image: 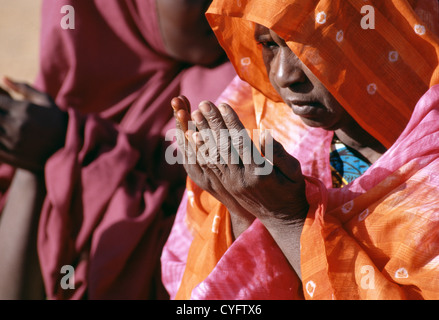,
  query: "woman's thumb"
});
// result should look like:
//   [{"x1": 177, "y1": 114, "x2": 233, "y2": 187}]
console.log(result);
[
  {"x1": 261, "y1": 130, "x2": 302, "y2": 181},
  {"x1": 3, "y1": 76, "x2": 52, "y2": 106}
]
